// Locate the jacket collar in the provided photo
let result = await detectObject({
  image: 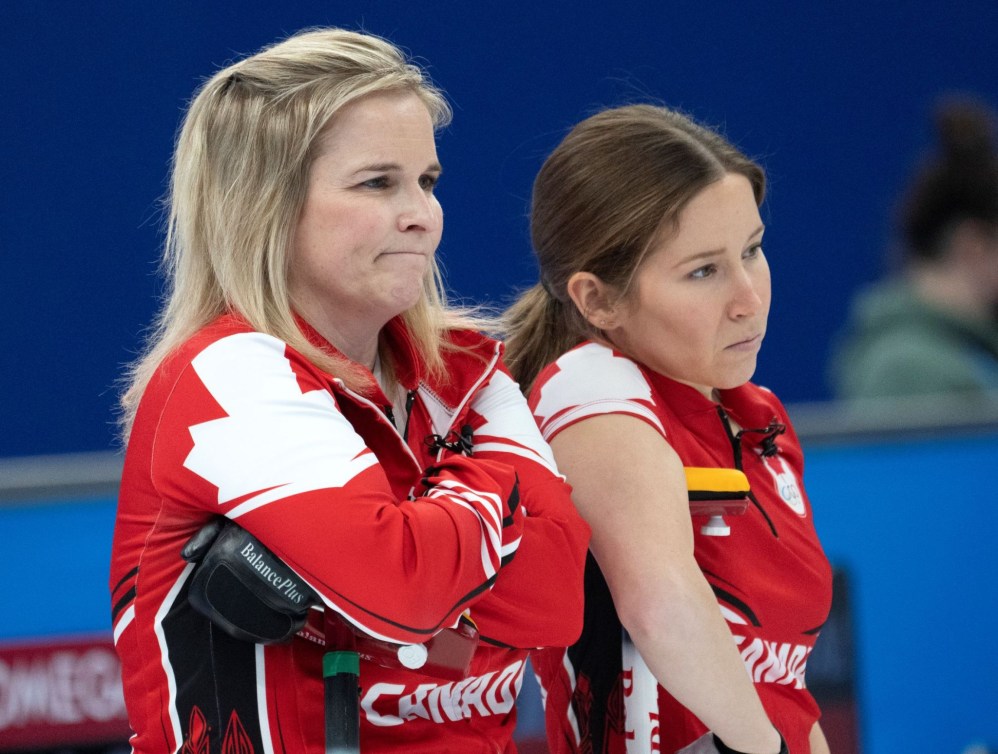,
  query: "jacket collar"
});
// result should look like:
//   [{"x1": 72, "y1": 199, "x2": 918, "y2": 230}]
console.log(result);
[
  {"x1": 621, "y1": 351, "x2": 777, "y2": 431},
  {"x1": 294, "y1": 312, "x2": 501, "y2": 412}
]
